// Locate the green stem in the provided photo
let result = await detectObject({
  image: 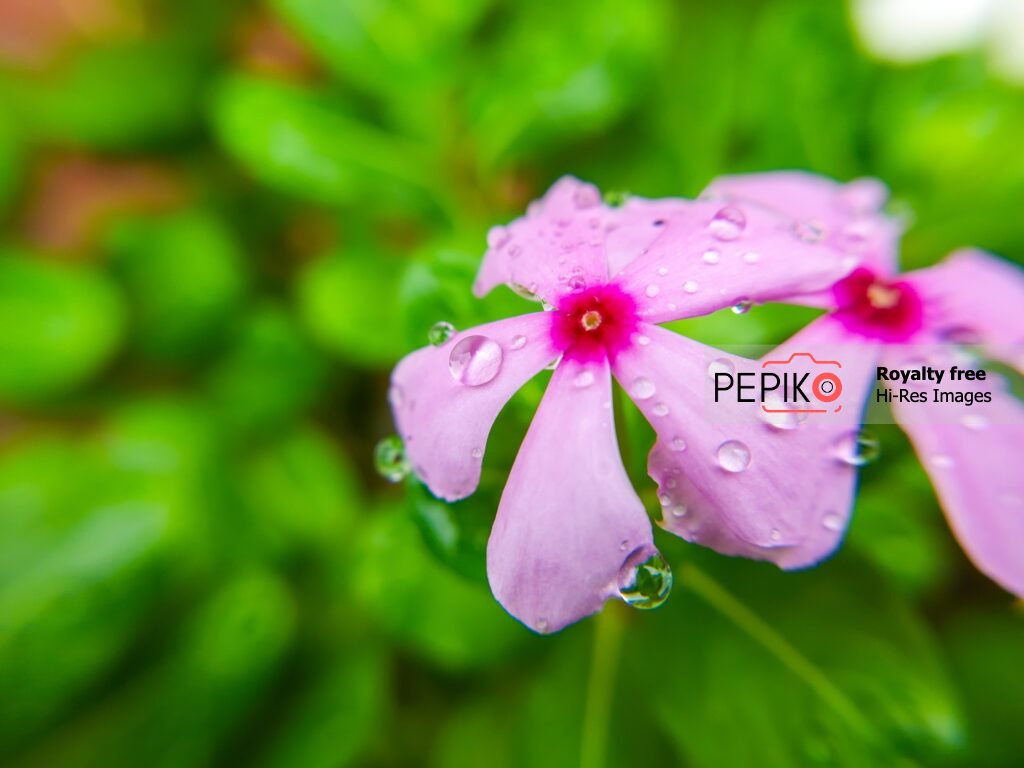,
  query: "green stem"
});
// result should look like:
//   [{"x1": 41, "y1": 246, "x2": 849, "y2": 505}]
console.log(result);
[
  {"x1": 677, "y1": 562, "x2": 875, "y2": 741},
  {"x1": 580, "y1": 602, "x2": 626, "y2": 768}
]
